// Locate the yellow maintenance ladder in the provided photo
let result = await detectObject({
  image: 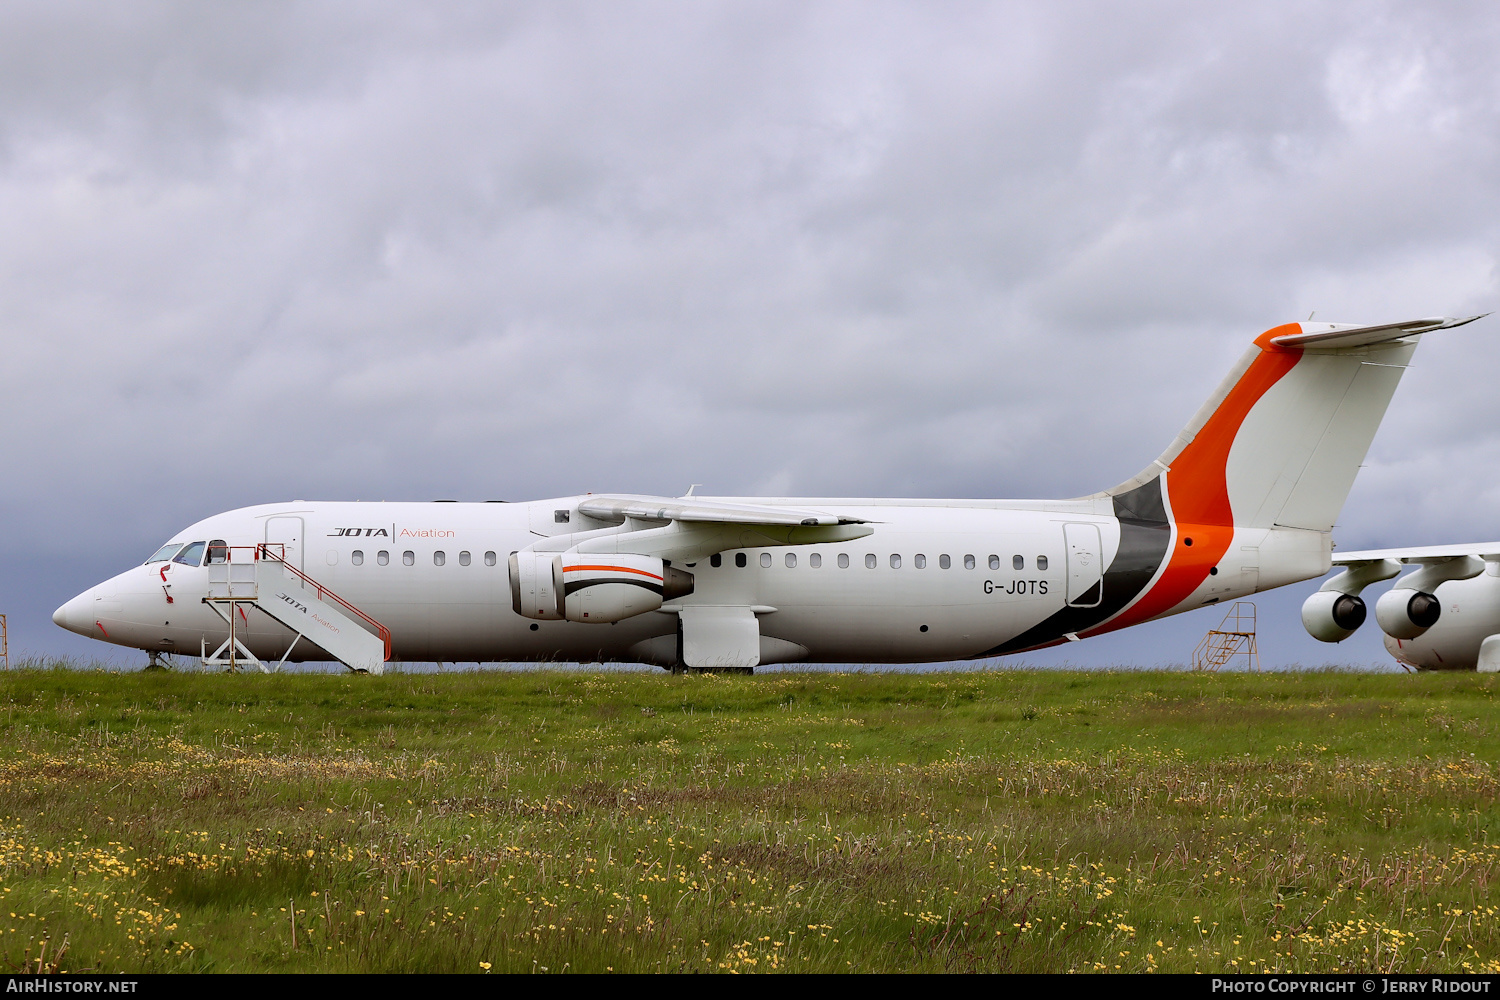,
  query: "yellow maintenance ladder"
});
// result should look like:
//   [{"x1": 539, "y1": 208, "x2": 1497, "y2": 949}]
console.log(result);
[{"x1": 1192, "y1": 601, "x2": 1260, "y2": 672}]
